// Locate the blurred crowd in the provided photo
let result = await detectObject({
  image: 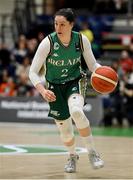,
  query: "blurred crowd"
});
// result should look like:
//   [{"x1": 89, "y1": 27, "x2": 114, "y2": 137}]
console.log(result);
[
  {"x1": 0, "y1": 30, "x2": 133, "y2": 127},
  {"x1": 102, "y1": 49, "x2": 133, "y2": 128},
  {"x1": 91, "y1": 0, "x2": 129, "y2": 14},
  {"x1": 0, "y1": 33, "x2": 45, "y2": 97},
  {"x1": 45, "y1": 0, "x2": 130, "y2": 15}
]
